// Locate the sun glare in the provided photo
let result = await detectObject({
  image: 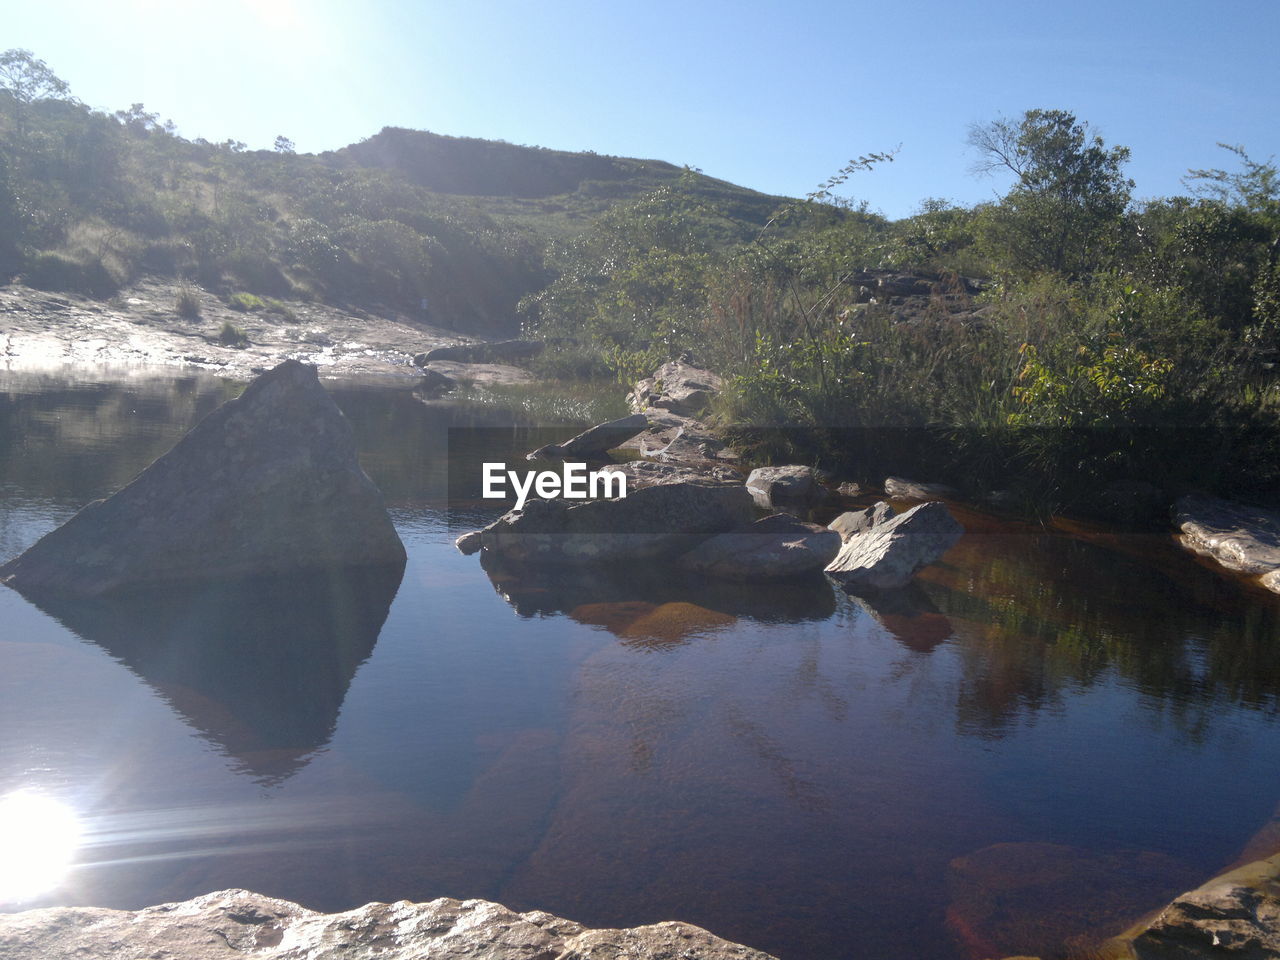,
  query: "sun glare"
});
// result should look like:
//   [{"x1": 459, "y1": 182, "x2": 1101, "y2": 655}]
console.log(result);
[{"x1": 0, "y1": 791, "x2": 82, "y2": 904}]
